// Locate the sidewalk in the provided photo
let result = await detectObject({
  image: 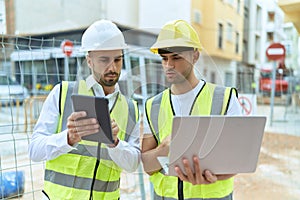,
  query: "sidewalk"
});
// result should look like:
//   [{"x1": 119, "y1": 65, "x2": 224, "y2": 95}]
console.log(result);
[{"x1": 256, "y1": 104, "x2": 300, "y2": 136}]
